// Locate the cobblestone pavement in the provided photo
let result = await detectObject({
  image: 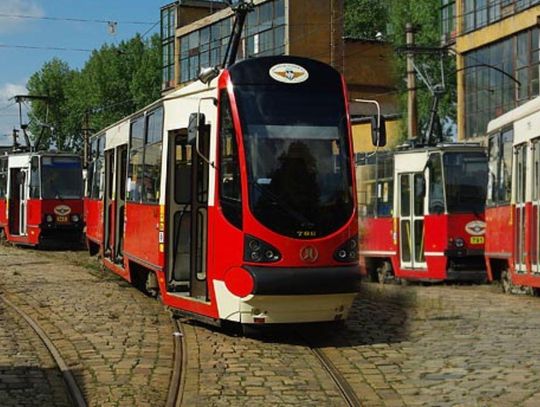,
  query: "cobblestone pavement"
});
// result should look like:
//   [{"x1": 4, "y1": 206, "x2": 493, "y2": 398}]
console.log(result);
[
  {"x1": 0, "y1": 300, "x2": 71, "y2": 407},
  {"x1": 179, "y1": 283, "x2": 540, "y2": 407},
  {"x1": 0, "y1": 245, "x2": 174, "y2": 407},
  {"x1": 4, "y1": 242, "x2": 540, "y2": 407}
]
